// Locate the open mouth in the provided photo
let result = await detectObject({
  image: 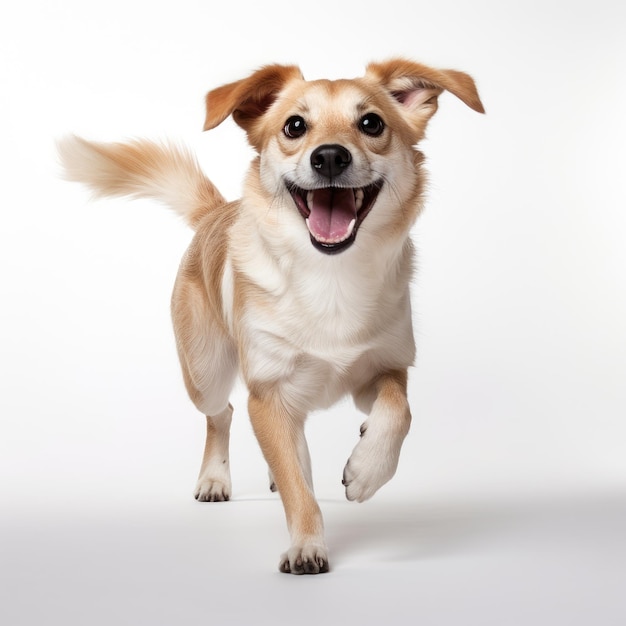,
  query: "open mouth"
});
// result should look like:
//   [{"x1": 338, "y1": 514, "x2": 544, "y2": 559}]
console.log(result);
[{"x1": 287, "y1": 181, "x2": 383, "y2": 254}]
